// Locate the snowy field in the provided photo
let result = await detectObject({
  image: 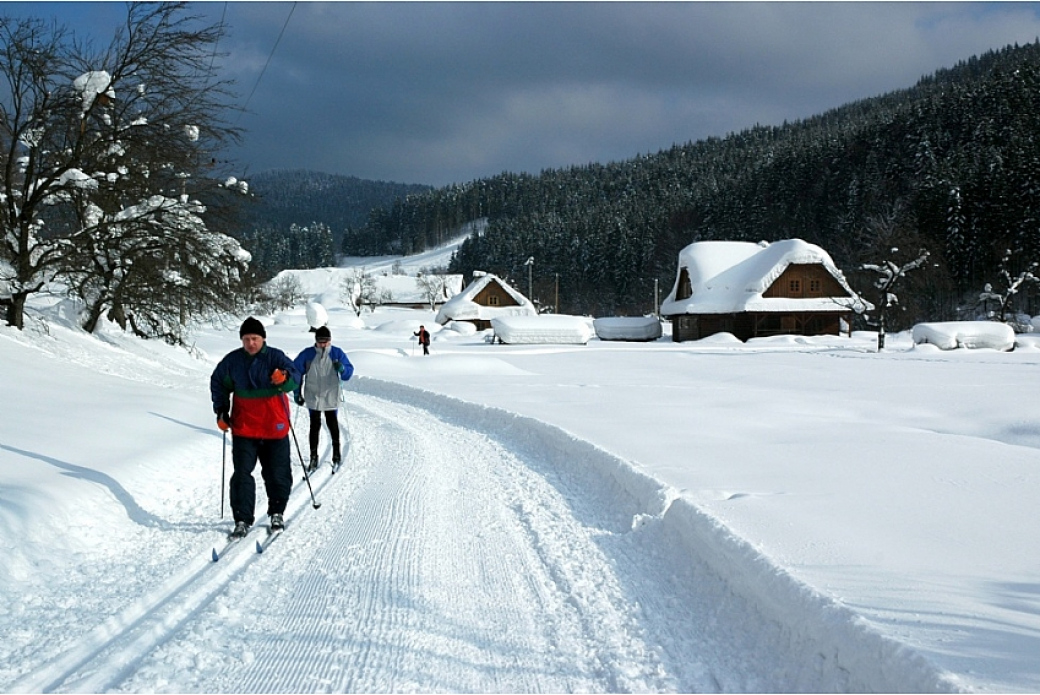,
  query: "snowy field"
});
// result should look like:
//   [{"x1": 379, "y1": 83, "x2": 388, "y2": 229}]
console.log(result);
[{"x1": 2, "y1": 249, "x2": 1039, "y2": 692}]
